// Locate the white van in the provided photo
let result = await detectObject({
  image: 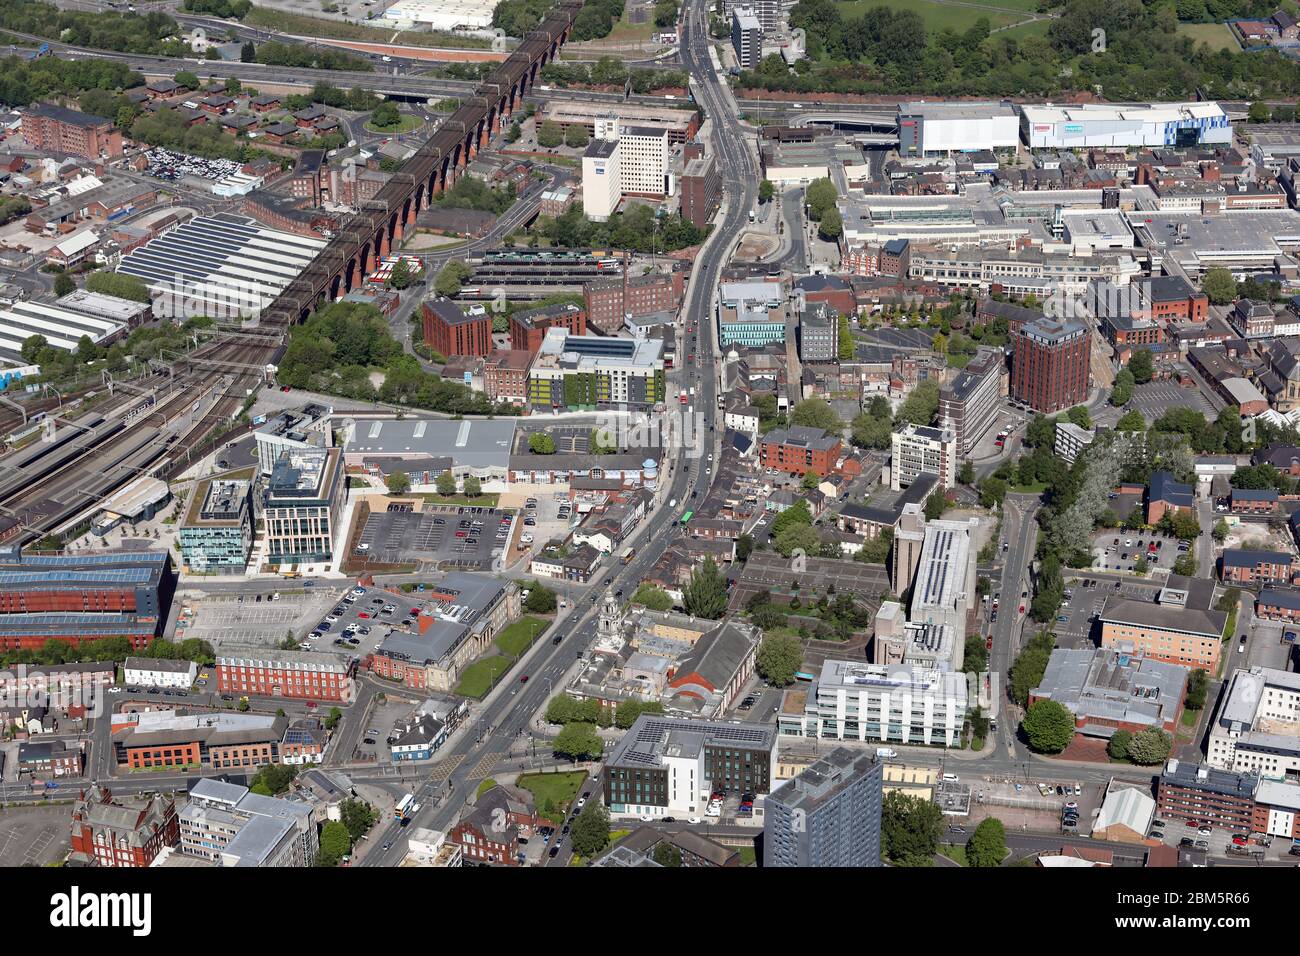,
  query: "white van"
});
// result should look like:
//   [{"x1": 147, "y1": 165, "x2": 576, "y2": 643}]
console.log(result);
[
  {"x1": 941, "y1": 773, "x2": 959, "y2": 783},
  {"x1": 875, "y1": 747, "x2": 898, "y2": 759}
]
